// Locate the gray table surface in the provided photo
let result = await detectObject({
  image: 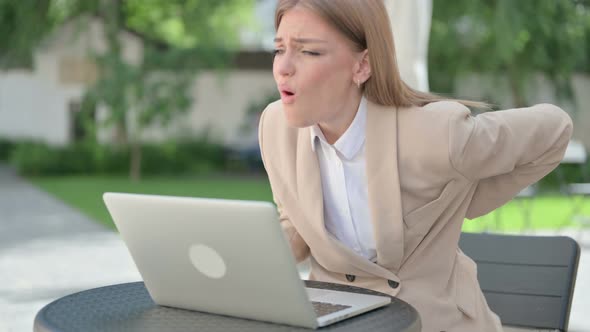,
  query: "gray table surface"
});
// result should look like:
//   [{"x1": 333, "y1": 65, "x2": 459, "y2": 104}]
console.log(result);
[{"x1": 34, "y1": 280, "x2": 421, "y2": 332}]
